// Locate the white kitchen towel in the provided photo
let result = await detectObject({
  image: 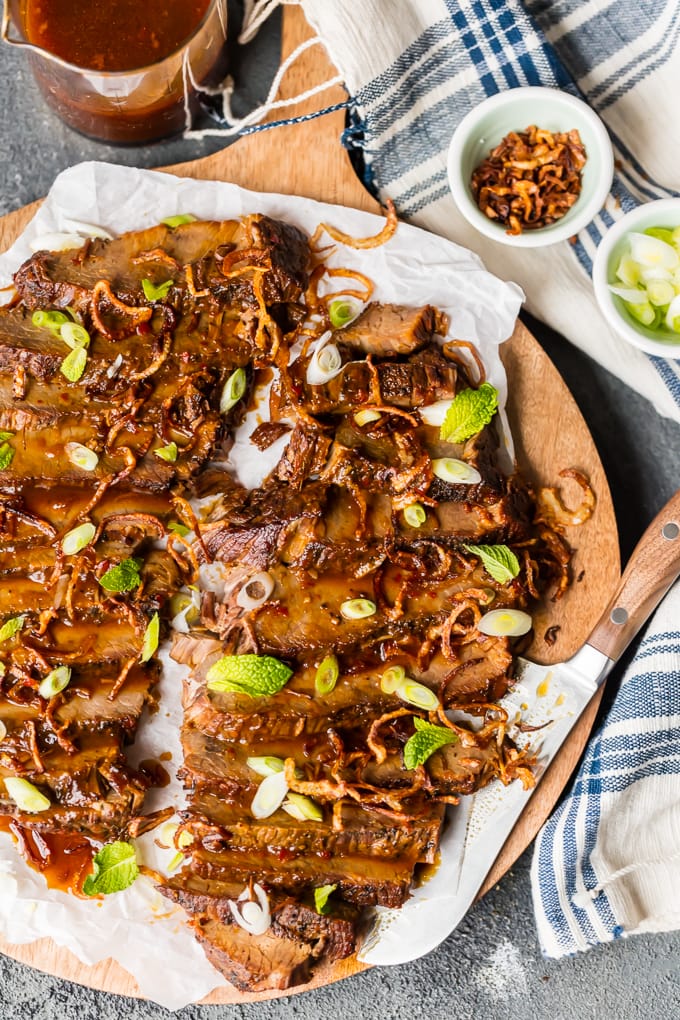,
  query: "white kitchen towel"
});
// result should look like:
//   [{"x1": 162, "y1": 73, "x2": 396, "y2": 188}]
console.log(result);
[
  {"x1": 531, "y1": 580, "x2": 680, "y2": 956},
  {"x1": 287, "y1": 0, "x2": 680, "y2": 422}
]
